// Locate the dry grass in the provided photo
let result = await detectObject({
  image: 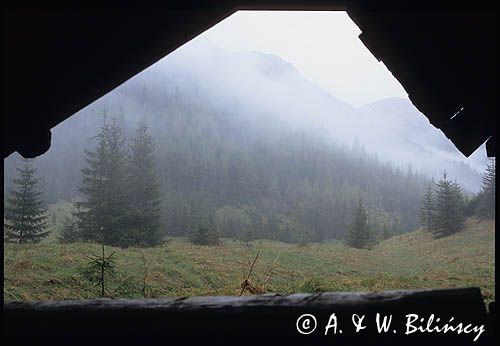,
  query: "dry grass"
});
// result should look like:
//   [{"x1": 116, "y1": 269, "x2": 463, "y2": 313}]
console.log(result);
[{"x1": 3, "y1": 218, "x2": 494, "y2": 305}]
